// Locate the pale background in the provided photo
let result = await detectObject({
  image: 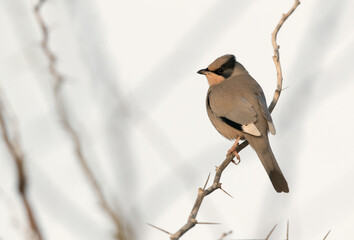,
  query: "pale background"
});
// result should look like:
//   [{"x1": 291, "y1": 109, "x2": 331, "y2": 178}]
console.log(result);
[{"x1": 1, "y1": 0, "x2": 354, "y2": 239}]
